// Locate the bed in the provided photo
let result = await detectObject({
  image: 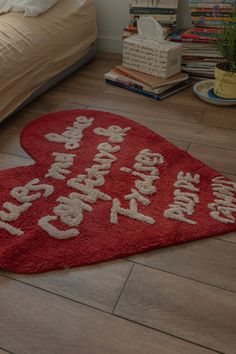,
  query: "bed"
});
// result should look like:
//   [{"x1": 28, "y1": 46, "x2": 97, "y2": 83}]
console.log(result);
[{"x1": 0, "y1": 0, "x2": 97, "y2": 123}]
